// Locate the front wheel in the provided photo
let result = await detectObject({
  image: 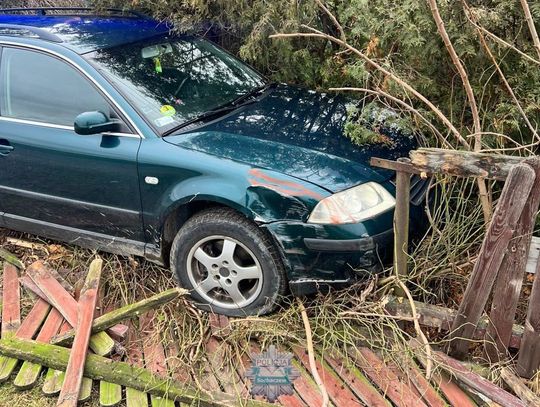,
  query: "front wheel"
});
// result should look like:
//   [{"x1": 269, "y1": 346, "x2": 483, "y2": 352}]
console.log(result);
[{"x1": 170, "y1": 208, "x2": 286, "y2": 316}]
